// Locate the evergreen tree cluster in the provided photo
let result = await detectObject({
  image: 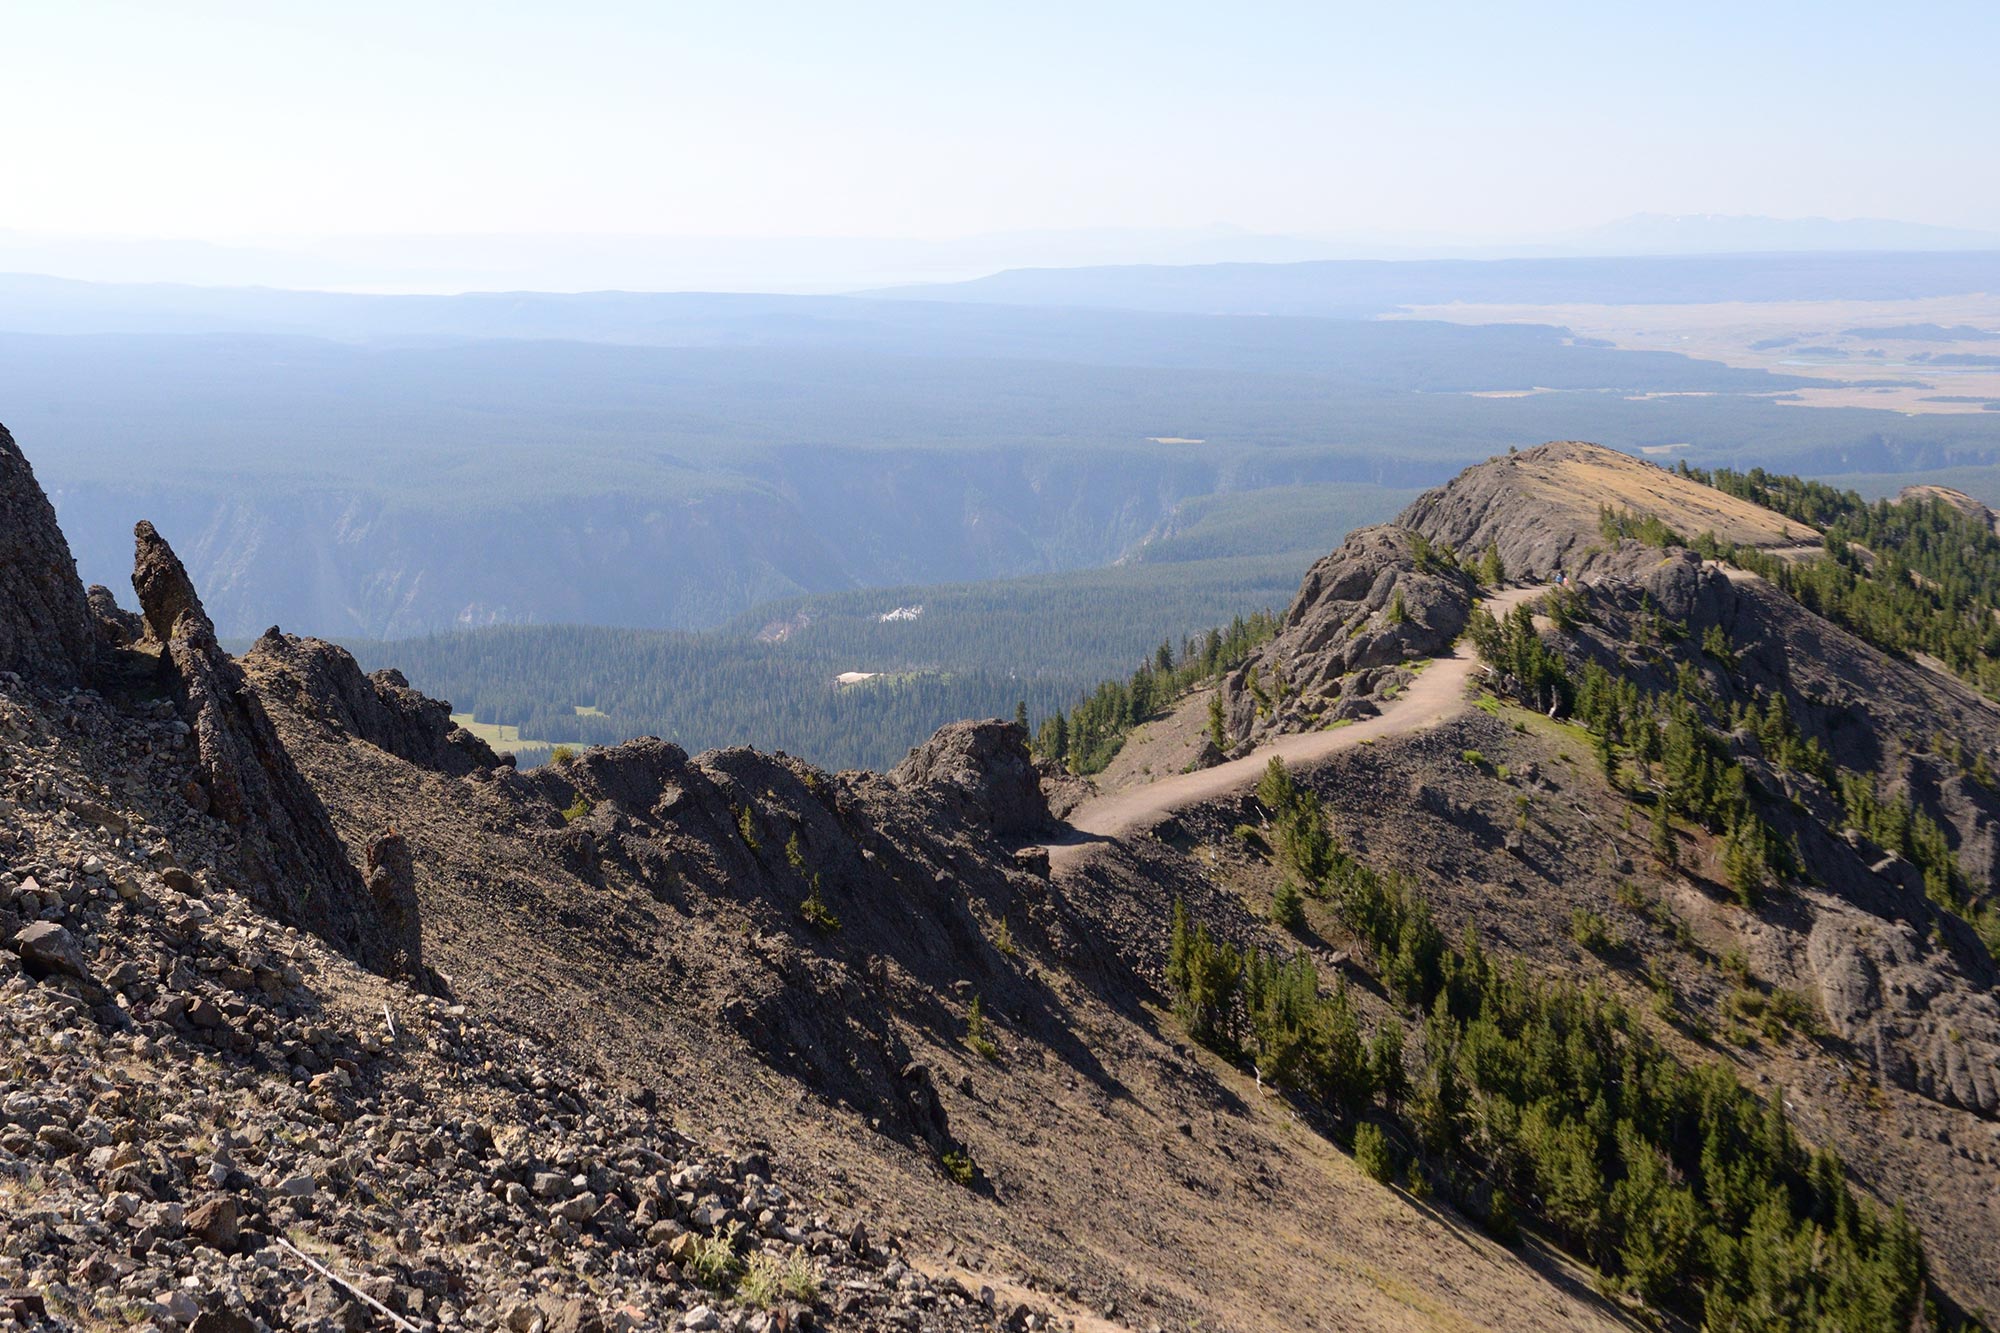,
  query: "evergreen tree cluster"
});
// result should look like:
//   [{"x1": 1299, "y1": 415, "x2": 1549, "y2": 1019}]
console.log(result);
[
  {"x1": 1164, "y1": 770, "x2": 1944, "y2": 1327},
  {"x1": 1471, "y1": 595, "x2": 1836, "y2": 908},
  {"x1": 1598, "y1": 504, "x2": 1687, "y2": 549},
  {"x1": 1839, "y1": 772, "x2": 2000, "y2": 959},
  {"x1": 1678, "y1": 464, "x2": 2000, "y2": 699},
  {"x1": 1033, "y1": 611, "x2": 1278, "y2": 774}
]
